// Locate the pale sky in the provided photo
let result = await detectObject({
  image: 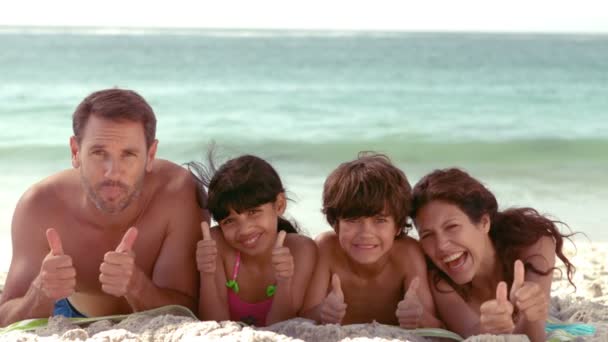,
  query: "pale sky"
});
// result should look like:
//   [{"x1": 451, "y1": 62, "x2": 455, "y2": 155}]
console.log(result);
[{"x1": 1, "y1": 0, "x2": 607, "y2": 33}]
